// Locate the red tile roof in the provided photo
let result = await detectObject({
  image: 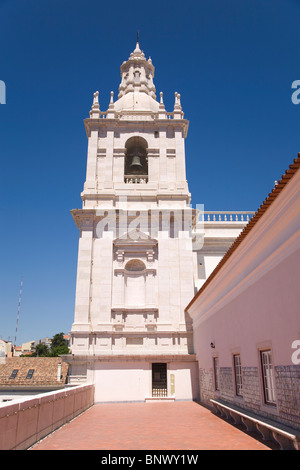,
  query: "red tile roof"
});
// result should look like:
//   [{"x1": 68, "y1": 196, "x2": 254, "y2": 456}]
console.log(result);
[{"x1": 0, "y1": 357, "x2": 69, "y2": 389}]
